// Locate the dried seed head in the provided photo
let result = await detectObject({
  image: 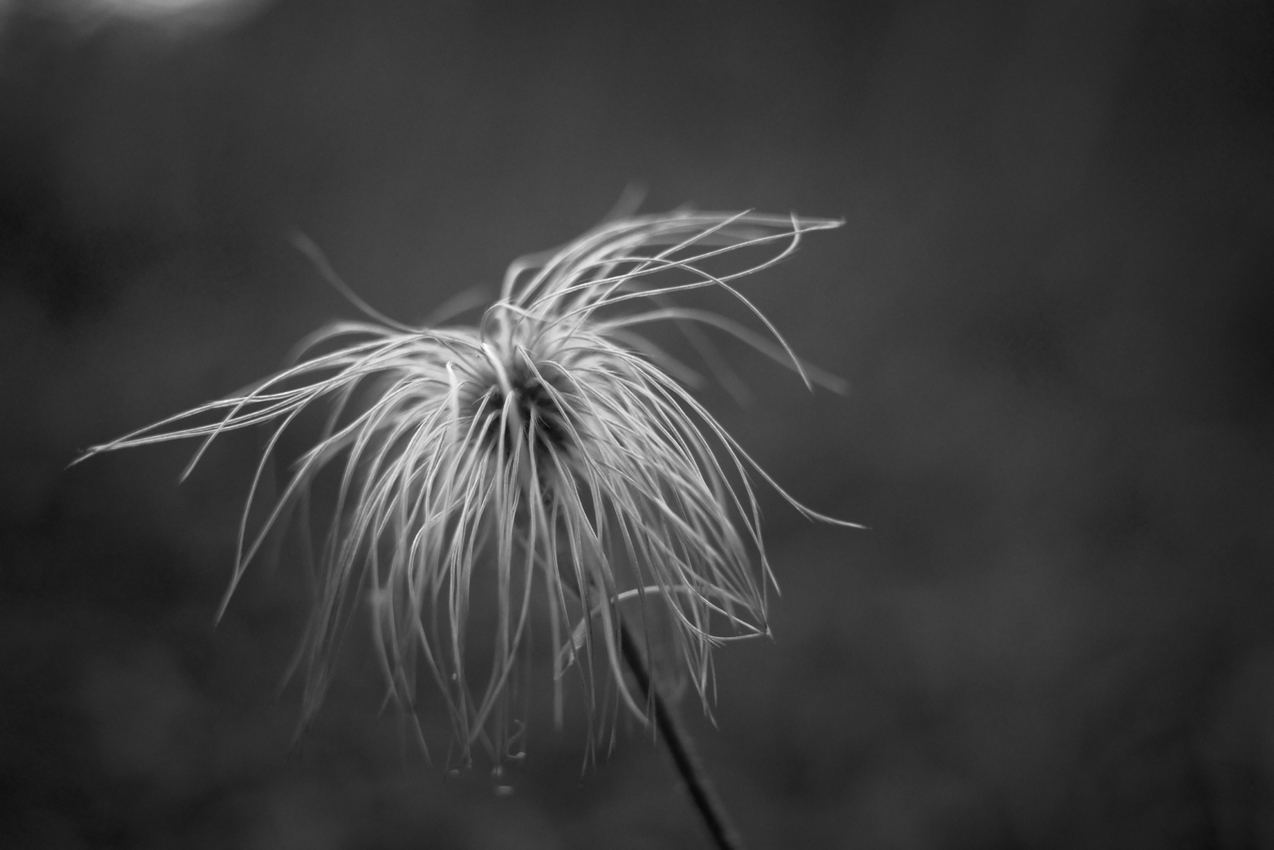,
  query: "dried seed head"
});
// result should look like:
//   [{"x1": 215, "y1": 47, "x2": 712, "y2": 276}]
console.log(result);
[{"x1": 78, "y1": 209, "x2": 860, "y2": 764}]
